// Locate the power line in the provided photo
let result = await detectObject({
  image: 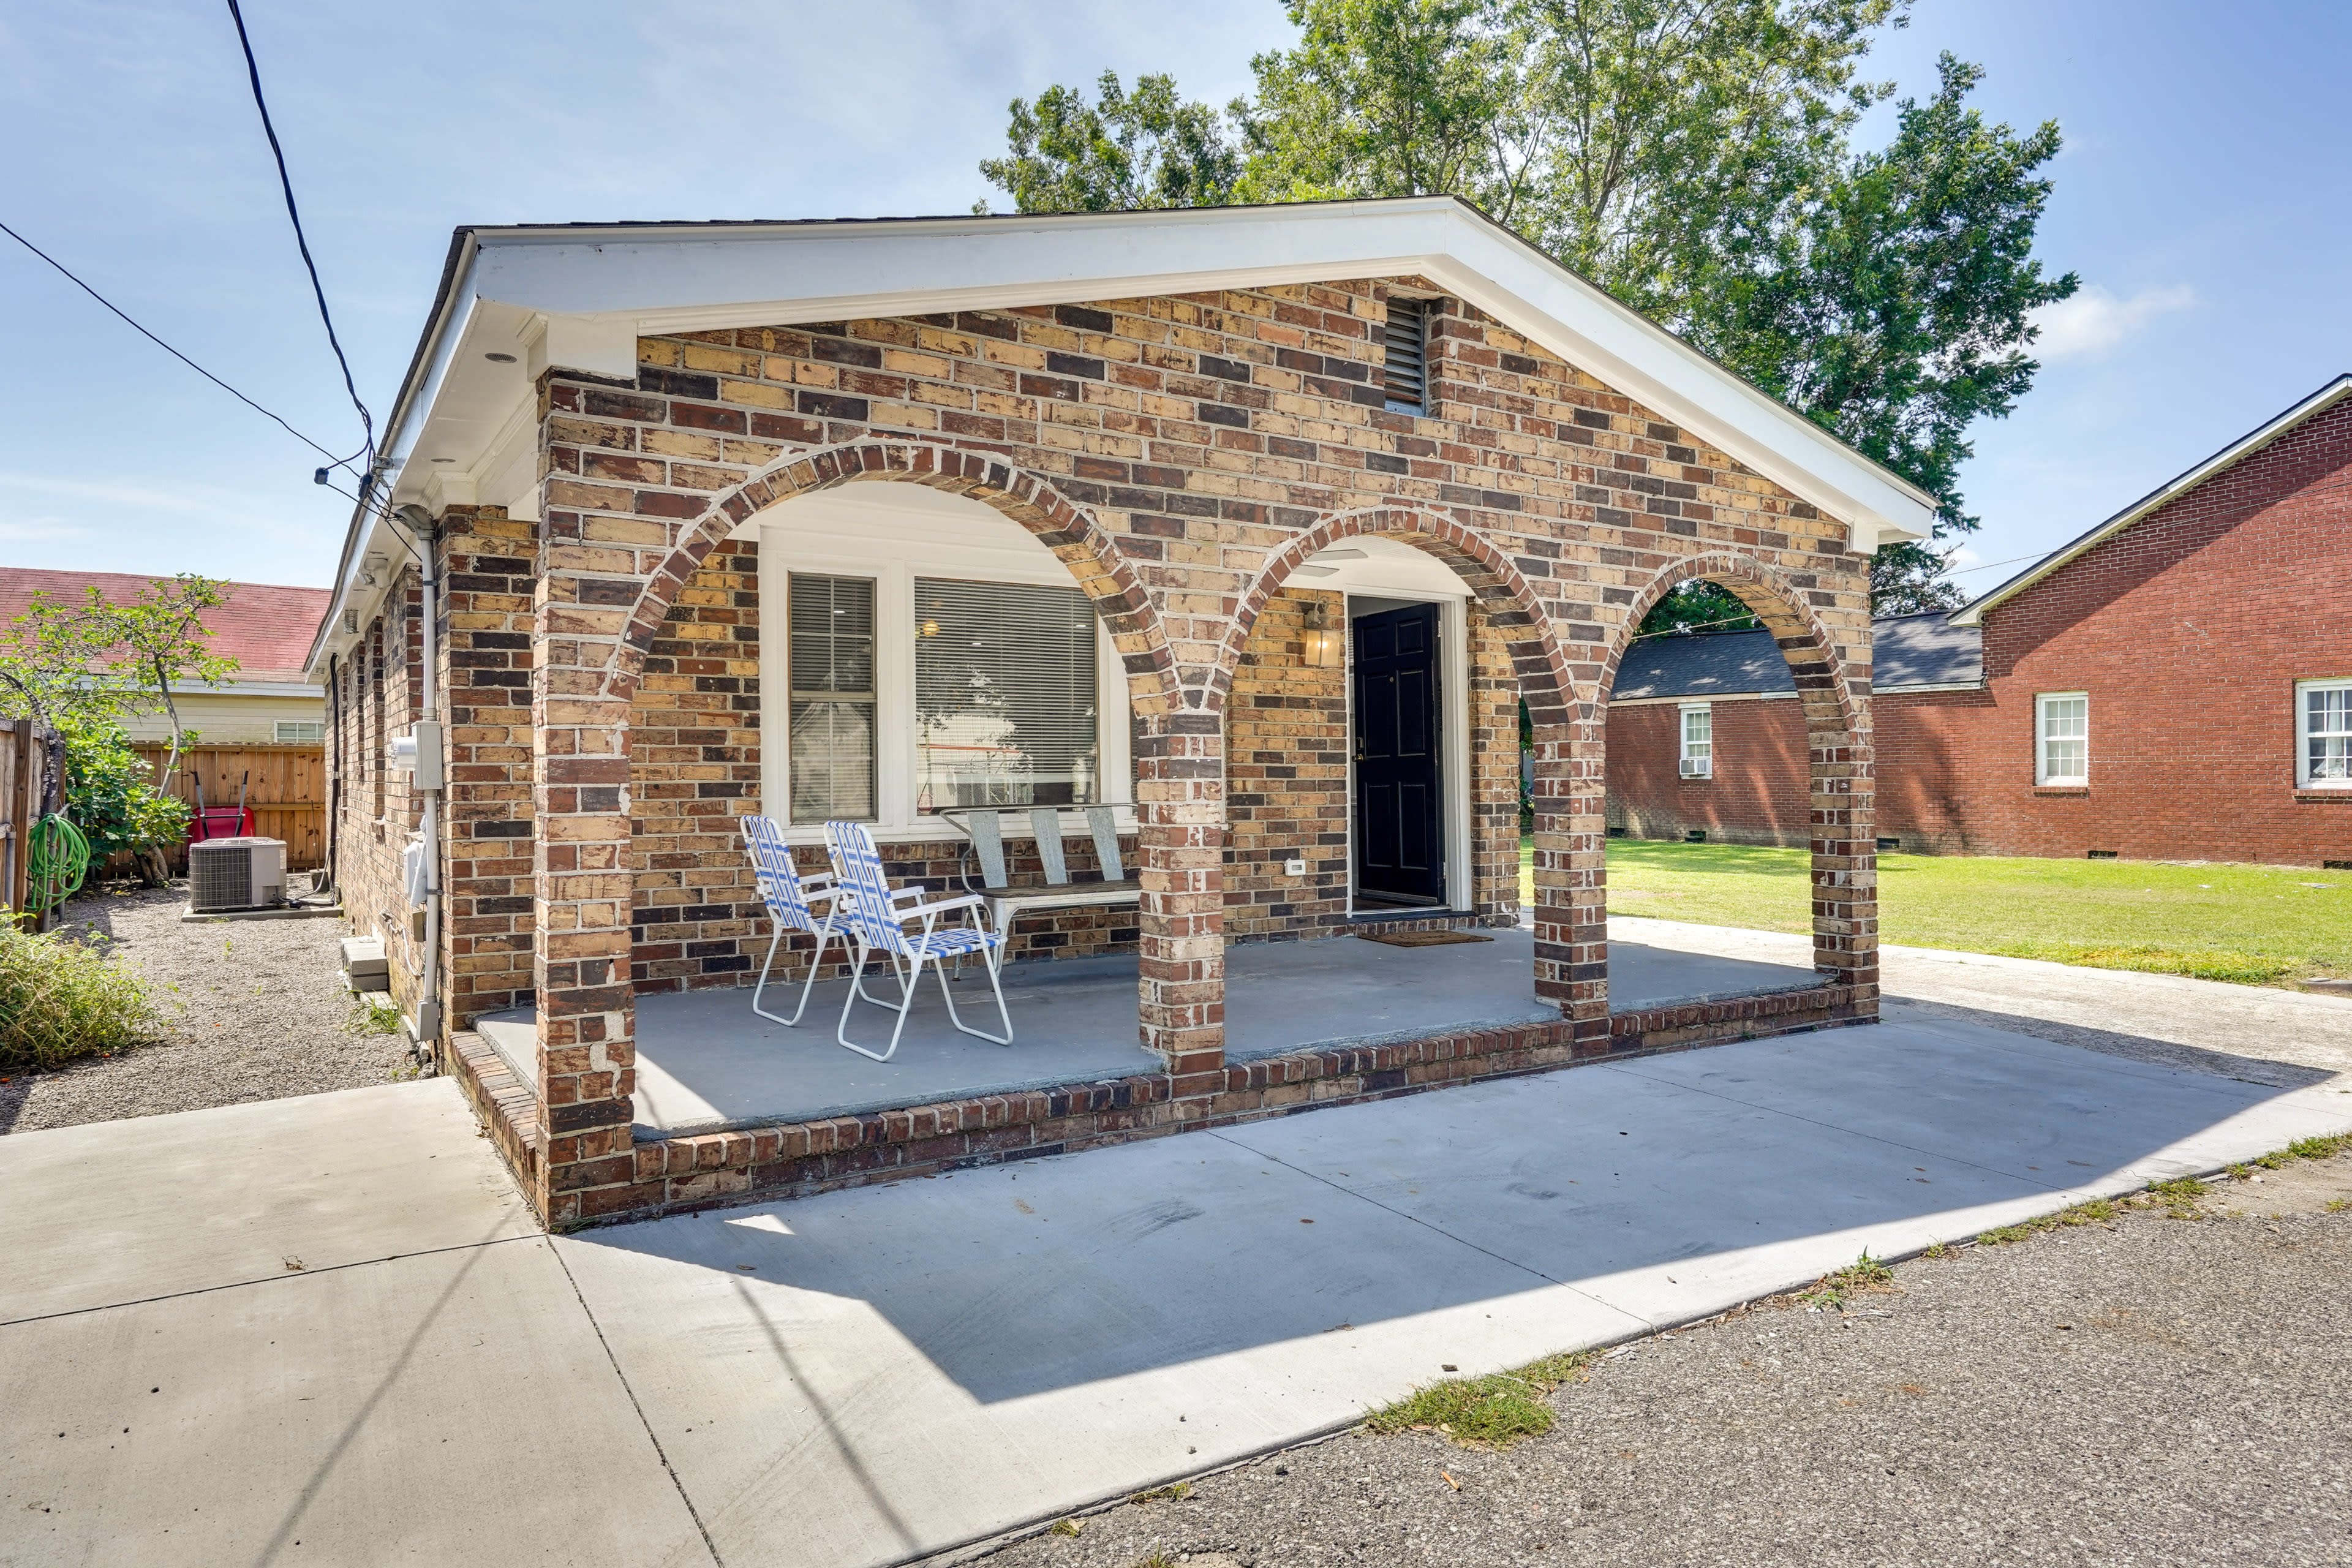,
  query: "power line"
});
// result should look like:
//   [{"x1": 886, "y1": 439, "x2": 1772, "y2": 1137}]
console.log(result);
[
  {"x1": 0, "y1": 218, "x2": 356, "y2": 470},
  {"x1": 224, "y1": 0, "x2": 373, "y2": 473}
]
